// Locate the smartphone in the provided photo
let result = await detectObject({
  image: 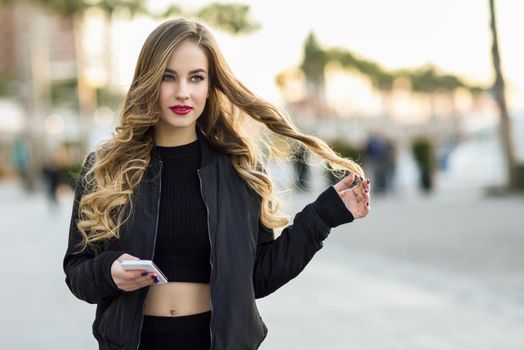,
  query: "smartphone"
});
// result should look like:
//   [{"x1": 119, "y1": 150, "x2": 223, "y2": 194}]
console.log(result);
[{"x1": 120, "y1": 260, "x2": 168, "y2": 284}]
